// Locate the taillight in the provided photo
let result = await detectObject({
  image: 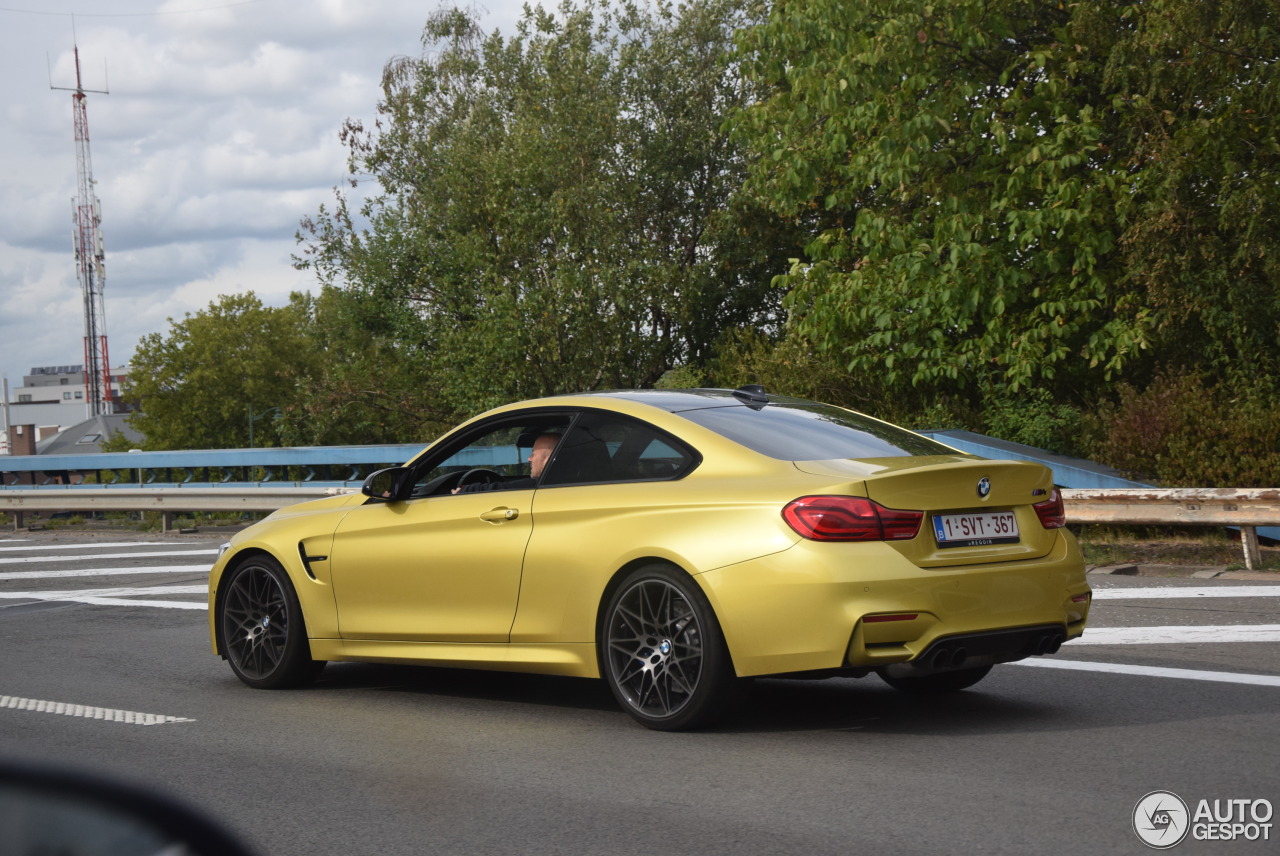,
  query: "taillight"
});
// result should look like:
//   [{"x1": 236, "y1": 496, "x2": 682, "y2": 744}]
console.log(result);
[
  {"x1": 782, "y1": 496, "x2": 923, "y2": 542},
  {"x1": 1033, "y1": 488, "x2": 1066, "y2": 529}
]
